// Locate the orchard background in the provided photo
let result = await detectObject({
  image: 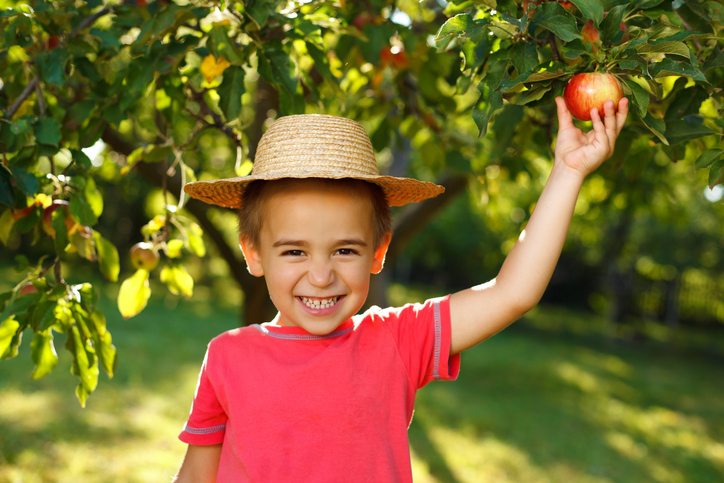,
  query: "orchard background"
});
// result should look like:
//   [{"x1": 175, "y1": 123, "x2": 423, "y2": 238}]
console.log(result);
[{"x1": 1, "y1": 0, "x2": 724, "y2": 481}]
